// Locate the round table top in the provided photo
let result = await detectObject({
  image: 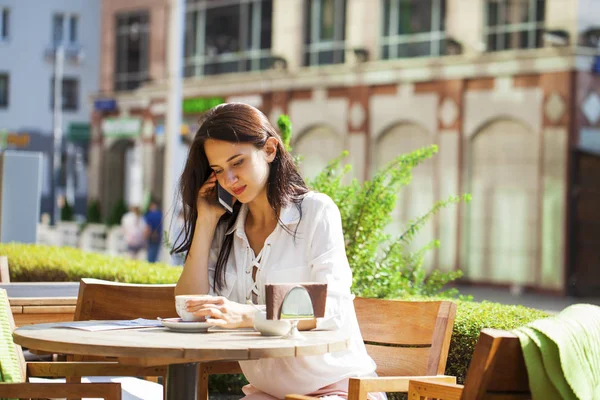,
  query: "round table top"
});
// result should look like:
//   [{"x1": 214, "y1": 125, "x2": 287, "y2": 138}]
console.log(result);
[{"x1": 13, "y1": 322, "x2": 350, "y2": 364}]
